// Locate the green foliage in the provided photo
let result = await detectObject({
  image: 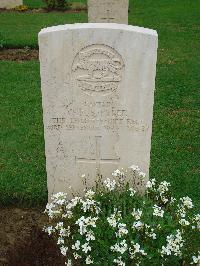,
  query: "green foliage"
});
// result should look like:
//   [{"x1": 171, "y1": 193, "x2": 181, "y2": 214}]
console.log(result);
[
  {"x1": 0, "y1": 32, "x2": 7, "y2": 50},
  {"x1": 43, "y1": 0, "x2": 68, "y2": 10},
  {"x1": 44, "y1": 172, "x2": 200, "y2": 265},
  {"x1": 69, "y1": 2, "x2": 86, "y2": 10},
  {"x1": 14, "y1": 5, "x2": 29, "y2": 11}
]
